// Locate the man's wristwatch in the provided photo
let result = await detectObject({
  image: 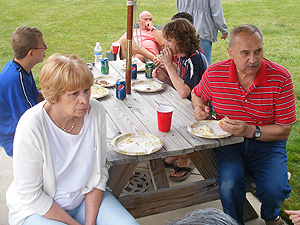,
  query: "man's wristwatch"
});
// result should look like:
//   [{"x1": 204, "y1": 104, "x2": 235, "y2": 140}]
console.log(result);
[
  {"x1": 151, "y1": 27, "x2": 157, "y2": 32},
  {"x1": 252, "y1": 126, "x2": 261, "y2": 139}
]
